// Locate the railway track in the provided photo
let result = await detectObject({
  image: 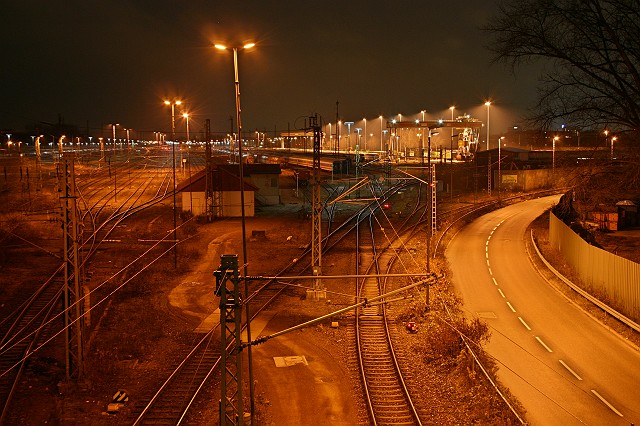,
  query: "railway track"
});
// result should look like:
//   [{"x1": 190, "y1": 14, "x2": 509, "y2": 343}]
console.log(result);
[
  {"x1": 0, "y1": 266, "x2": 64, "y2": 423},
  {"x1": 0, "y1": 145, "x2": 553, "y2": 424},
  {"x1": 0, "y1": 148, "x2": 199, "y2": 421},
  {"x1": 353, "y1": 186, "x2": 426, "y2": 426},
  {"x1": 130, "y1": 178, "x2": 410, "y2": 425}
]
